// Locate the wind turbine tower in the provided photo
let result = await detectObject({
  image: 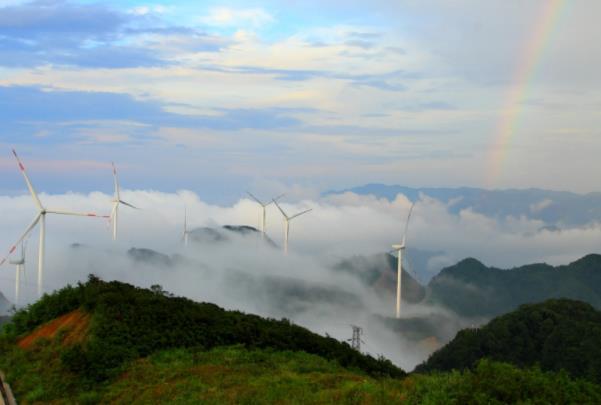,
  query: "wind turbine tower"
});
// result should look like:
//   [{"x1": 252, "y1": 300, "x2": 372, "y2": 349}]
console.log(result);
[
  {"x1": 182, "y1": 206, "x2": 190, "y2": 246},
  {"x1": 8, "y1": 240, "x2": 27, "y2": 306},
  {"x1": 246, "y1": 192, "x2": 284, "y2": 239},
  {"x1": 110, "y1": 162, "x2": 138, "y2": 241},
  {"x1": 392, "y1": 202, "x2": 415, "y2": 319},
  {"x1": 272, "y1": 200, "x2": 312, "y2": 255},
  {"x1": 0, "y1": 150, "x2": 108, "y2": 297}
]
